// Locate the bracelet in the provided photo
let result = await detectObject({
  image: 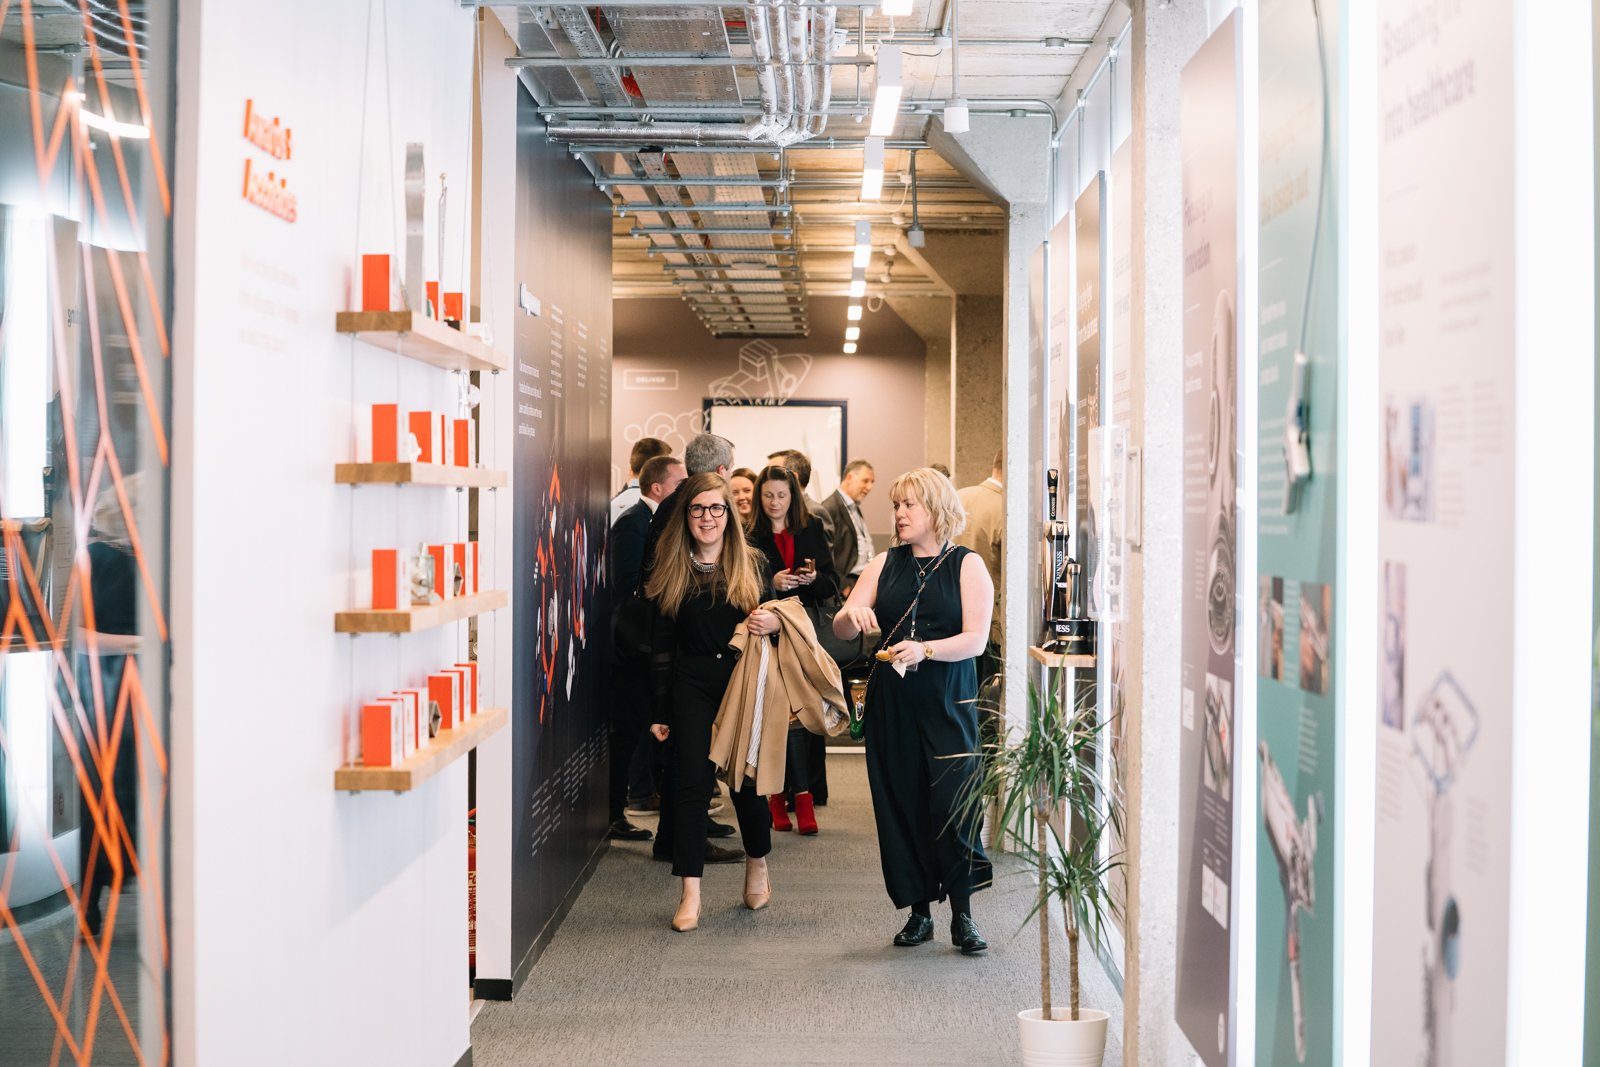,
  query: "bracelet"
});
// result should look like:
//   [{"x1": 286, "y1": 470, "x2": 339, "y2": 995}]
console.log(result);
[{"x1": 922, "y1": 641, "x2": 935, "y2": 661}]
